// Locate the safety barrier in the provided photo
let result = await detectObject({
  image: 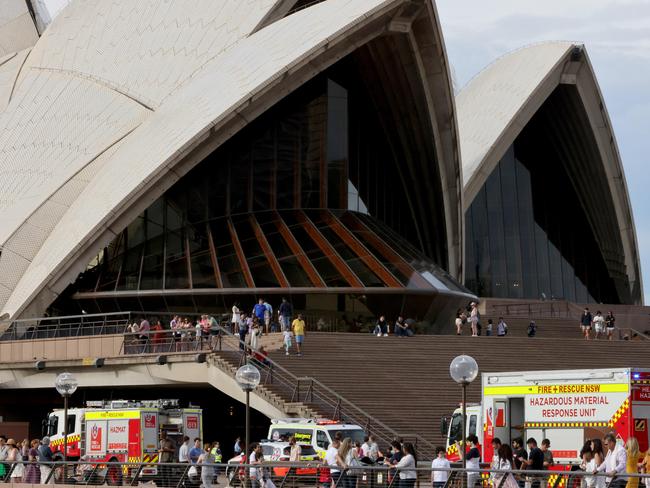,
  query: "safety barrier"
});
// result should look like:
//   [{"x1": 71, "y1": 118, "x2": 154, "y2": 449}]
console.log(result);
[{"x1": 1, "y1": 461, "x2": 648, "y2": 488}]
